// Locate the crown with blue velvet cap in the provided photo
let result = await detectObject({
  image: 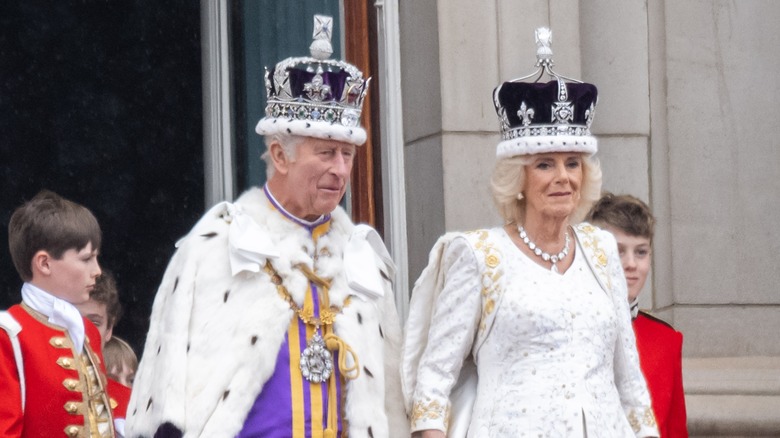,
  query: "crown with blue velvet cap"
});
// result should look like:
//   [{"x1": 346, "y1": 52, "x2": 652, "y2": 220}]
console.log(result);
[
  {"x1": 256, "y1": 15, "x2": 370, "y2": 146},
  {"x1": 493, "y1": 27, "x2": 598, "y2": 158}
]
